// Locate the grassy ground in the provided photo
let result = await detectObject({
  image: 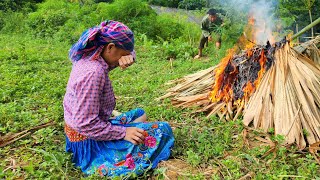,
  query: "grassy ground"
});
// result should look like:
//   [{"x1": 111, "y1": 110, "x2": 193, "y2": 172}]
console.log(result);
[{"x1": 0, "y1": 34, "x2": 319, "y2": 179}]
